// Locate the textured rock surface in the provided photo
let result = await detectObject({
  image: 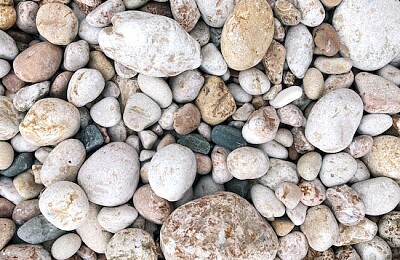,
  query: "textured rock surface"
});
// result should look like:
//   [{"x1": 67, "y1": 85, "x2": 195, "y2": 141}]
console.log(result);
[{"x1": 0, "y1": 96, "x2": 19, "y2": 141}]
